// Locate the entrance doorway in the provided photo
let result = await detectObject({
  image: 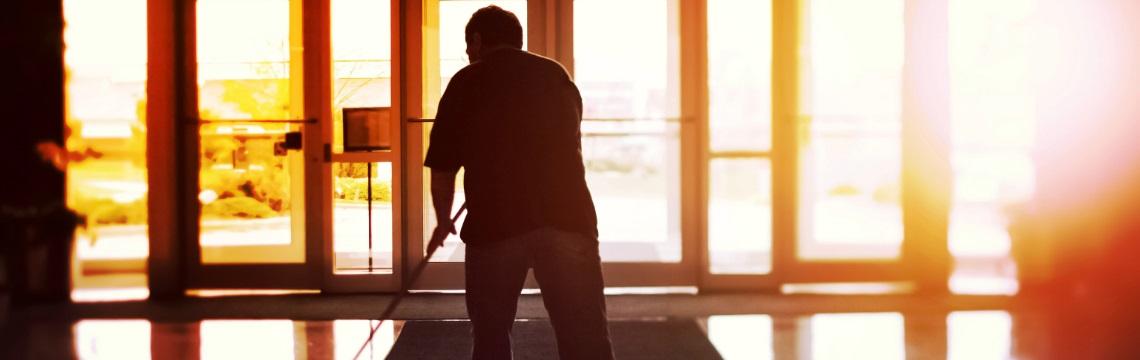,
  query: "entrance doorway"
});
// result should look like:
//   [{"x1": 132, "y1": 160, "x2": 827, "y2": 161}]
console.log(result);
[
  {"x1": 133, "y1": 0, "x2": 1013, "y2": 295},
  {"x1": 181, "y1": 0, "x2": 324, "y2": 289}
]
